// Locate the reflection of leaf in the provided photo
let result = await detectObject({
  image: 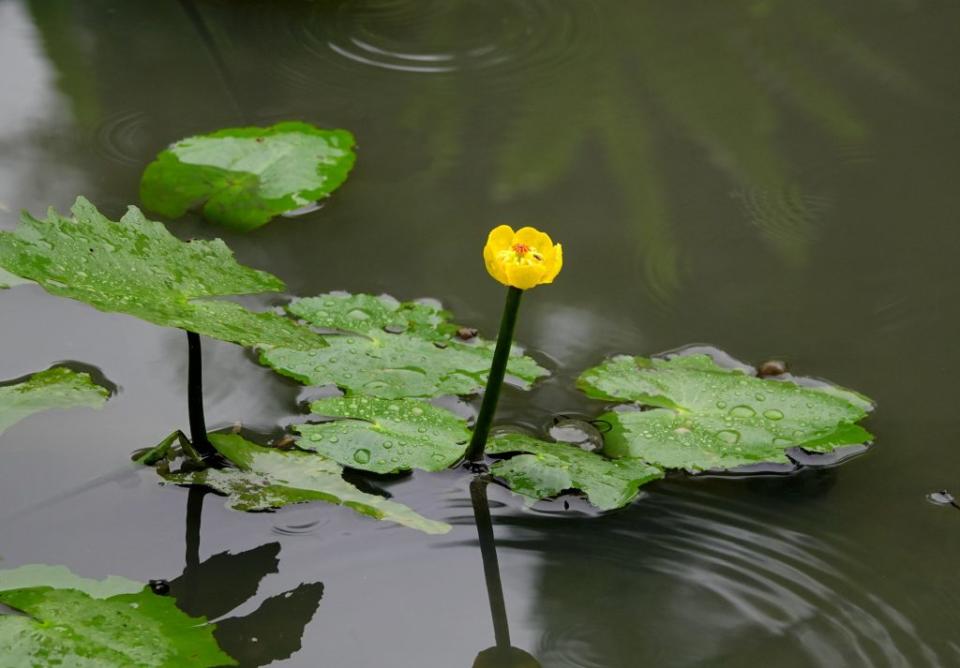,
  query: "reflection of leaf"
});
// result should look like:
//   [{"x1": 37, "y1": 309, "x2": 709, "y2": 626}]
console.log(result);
[
  {"x1": 580, "y1": 352, "x2": 873, "y2": 471},
  {"x1": 215, "y1": 583, "x2": 325, "y2": 668},
  {"x1": 140, "y1": 122, "x2": 356, "y2": 230},
  {"x1": 163, "y1": 433, "x2": 450, "y2": 534},
  {"x1": 488, "y1": 433, "x2": 663, "y2": 510},
  {"x1": 261, "y1": 293, "x2": 547, "y2": 398},
  {"x1": 0, "y1": 367, "x2": 109, "y2": 436},
  {"x1": 0, "y1": 567, "x2": 235, "y2": 667},
  {"x1": 296, "y1": 396, "x2": 470, "y2": 474},
  {"x1": 0, "y1": 198, "x2": 323, "y2": 350},
  {"x1": 168, "y1": 542, "x2": 324, "y2": 668}
]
